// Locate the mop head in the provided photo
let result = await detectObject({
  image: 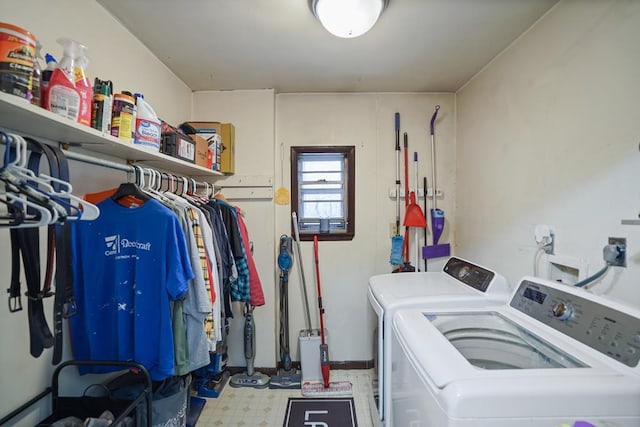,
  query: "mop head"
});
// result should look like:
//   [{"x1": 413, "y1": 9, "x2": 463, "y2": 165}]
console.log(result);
[
  {"x1": 389, "y1": 235, "x2": 404, "y2": 266},
  {"x1": 301, "y1": 380, "x2": 353, "y2": 397}
]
